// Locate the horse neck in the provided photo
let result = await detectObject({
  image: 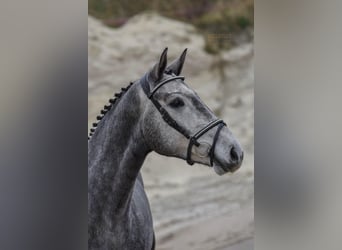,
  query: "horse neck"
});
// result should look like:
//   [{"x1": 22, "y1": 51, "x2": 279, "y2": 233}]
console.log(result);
[{"x1": 88, "y1": 82, "x2": 150, "y2": 224}]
